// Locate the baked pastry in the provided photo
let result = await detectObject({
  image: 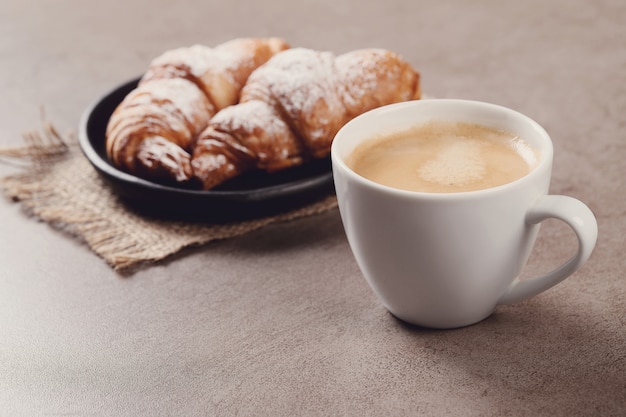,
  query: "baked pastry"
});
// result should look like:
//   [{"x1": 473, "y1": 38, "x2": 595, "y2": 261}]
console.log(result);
[
  {"x1": 191, "y1": 47, "x2": 421, "y2": 190},
  {"x1": 105, "y1": 37, "x2": 290, "y2": 184}
]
